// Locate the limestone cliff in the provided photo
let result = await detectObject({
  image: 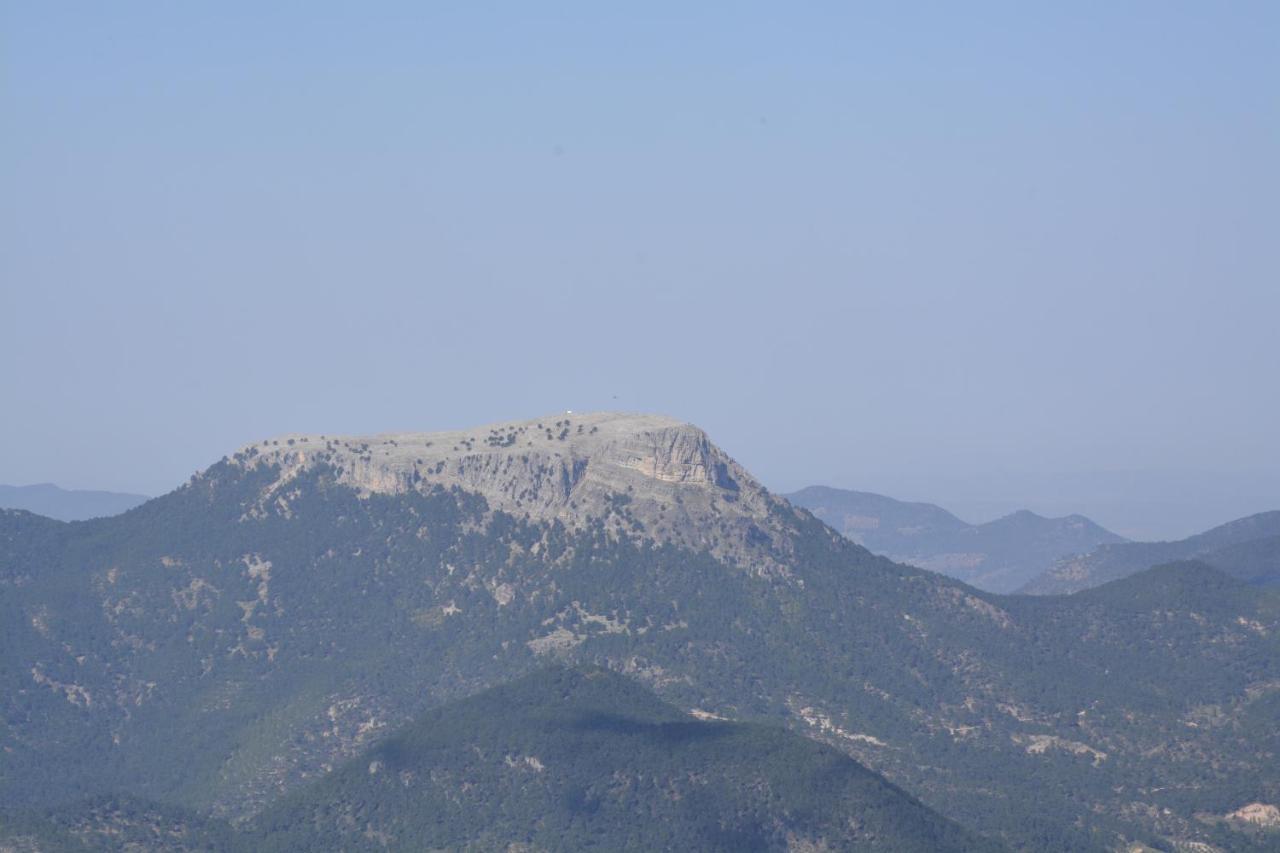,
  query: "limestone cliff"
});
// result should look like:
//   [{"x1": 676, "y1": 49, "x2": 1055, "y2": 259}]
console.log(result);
[{"x1": 227, "y1": 412, "x2": 807, "y2": 578}]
